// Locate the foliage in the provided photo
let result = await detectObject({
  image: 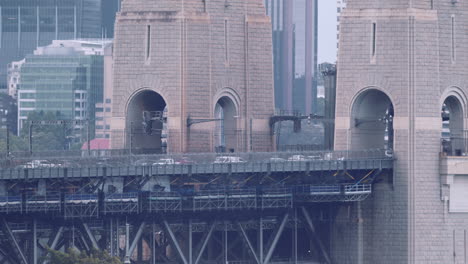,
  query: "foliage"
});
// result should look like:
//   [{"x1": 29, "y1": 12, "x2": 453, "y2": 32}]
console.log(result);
[
  {"x1": 19, "y1": 111, "x2": 74, "y2": 151},
  {"x1": 43, "y1": 248, "x2": 121, "y2": 264},
  {"x1": 0, "y1": 129, "x2": 28, "y2": 153}
]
